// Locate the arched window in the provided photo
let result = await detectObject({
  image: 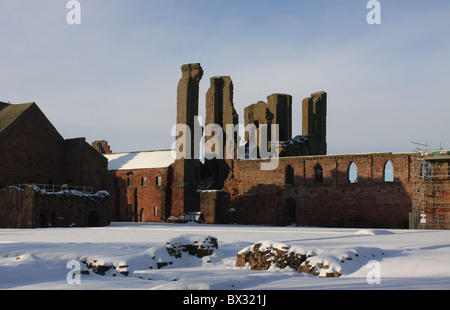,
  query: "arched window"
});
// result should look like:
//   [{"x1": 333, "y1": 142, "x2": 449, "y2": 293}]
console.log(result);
[
  {"x1": 314, "y1": 163, "x2": 323, "y2": 183},
  {"x1": 285, "y1": 165, "x2": 294, "y2": 185},
  {"x1": 384, "y1": 160, "x2": 394, "y2": 182},
  {"x1": 348, "y1": 162, "x2": 358, "y2": 183}
]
